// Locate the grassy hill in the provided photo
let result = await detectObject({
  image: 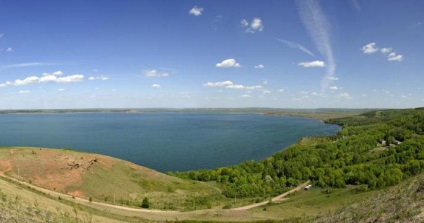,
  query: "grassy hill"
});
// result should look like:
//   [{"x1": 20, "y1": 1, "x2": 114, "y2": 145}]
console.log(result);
[{"x1": 0, "y1": 147, "x2": 222, "y2": 211}]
